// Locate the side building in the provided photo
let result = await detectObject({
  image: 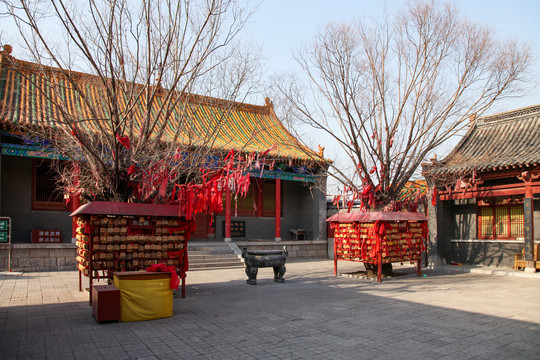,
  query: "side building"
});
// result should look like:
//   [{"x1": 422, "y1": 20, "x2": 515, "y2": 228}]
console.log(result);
[
  {"x1": 0, "y1": 48, "x2": 329, "y2": 271},
  {"x1": 422, "y1": 104, "x2": 540, "y2": 270}
]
